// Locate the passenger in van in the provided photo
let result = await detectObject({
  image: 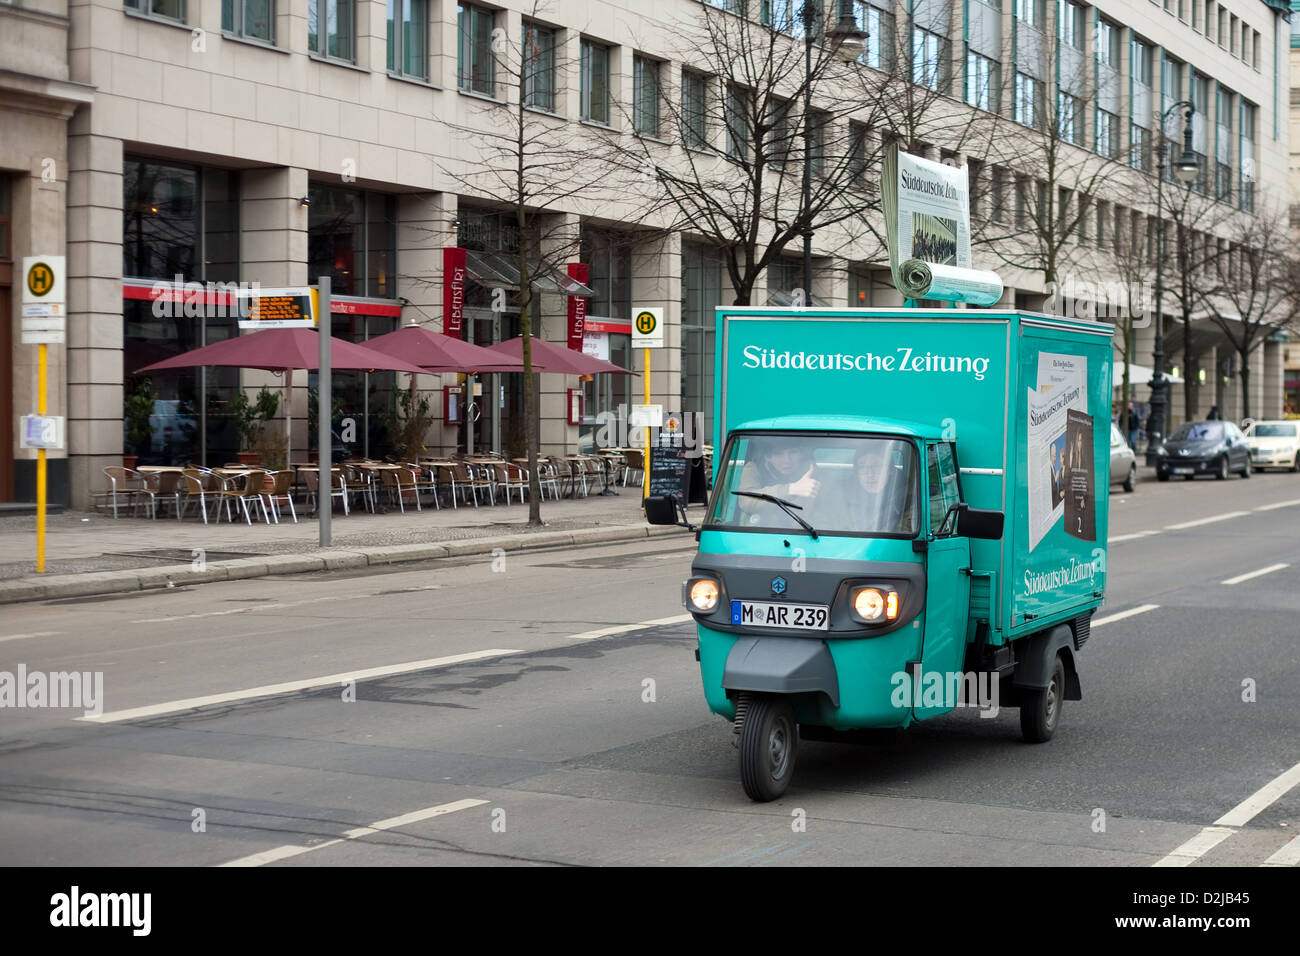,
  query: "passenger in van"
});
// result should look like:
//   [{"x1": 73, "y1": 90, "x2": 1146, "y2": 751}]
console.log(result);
[{"x1": 841, "y1": 443, "x2": 916, "y2": 534}]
